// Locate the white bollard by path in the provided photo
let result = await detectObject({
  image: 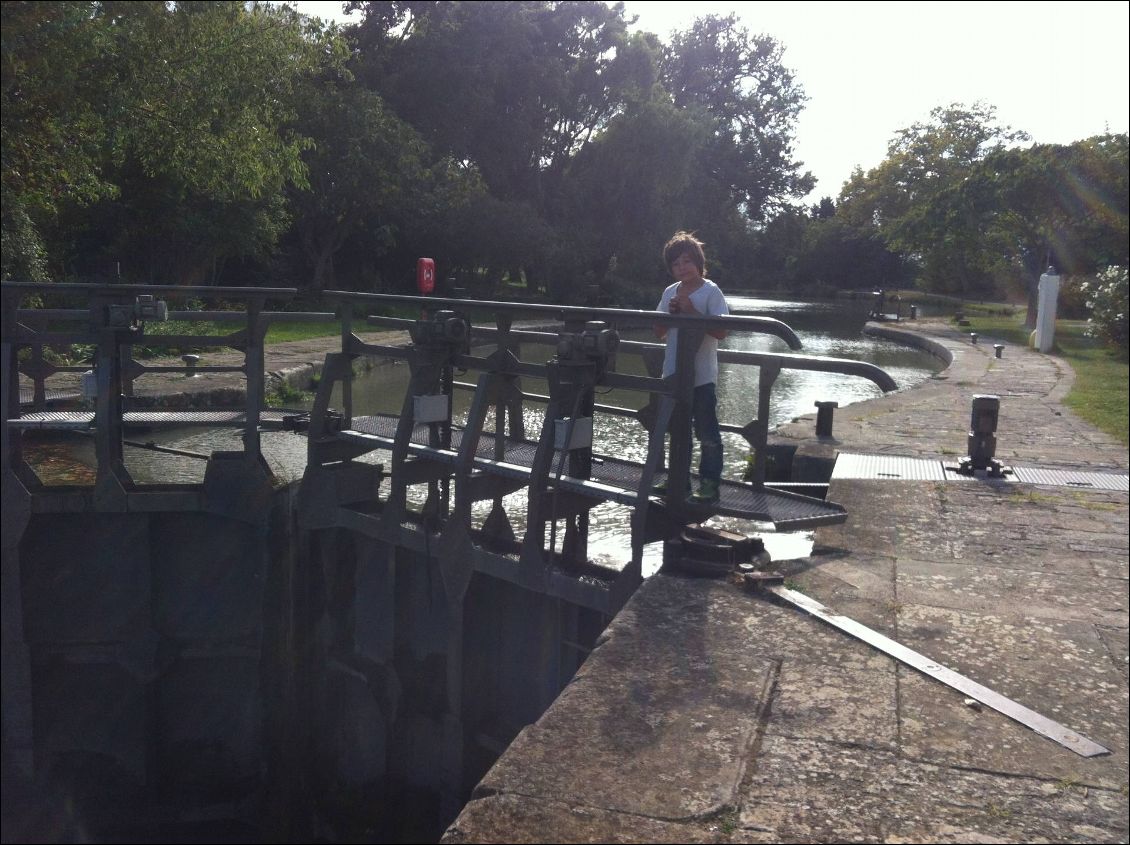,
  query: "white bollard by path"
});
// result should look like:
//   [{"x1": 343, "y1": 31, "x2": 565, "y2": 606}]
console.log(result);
[{"x1": 1035, "y1": 266, "x2": 1060, "y2": 353}]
